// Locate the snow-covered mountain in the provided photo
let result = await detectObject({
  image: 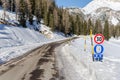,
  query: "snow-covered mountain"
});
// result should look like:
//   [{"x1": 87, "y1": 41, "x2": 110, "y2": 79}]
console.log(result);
[
  {"x1": 83, "y1": 0, "x2": 120, "y2": 25},
  {"x1": 86, "y1": 7, "x2": 120, "y2": 25},
  {"x1": 67, "y1": 0, "x2": 120, "y2": 25},
  {"x1": 83, "y1": 0, "x2": 120, "y2": 14},
  {"x1": 66, "y1": 7, "x2": 85, "y2": 19}
]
